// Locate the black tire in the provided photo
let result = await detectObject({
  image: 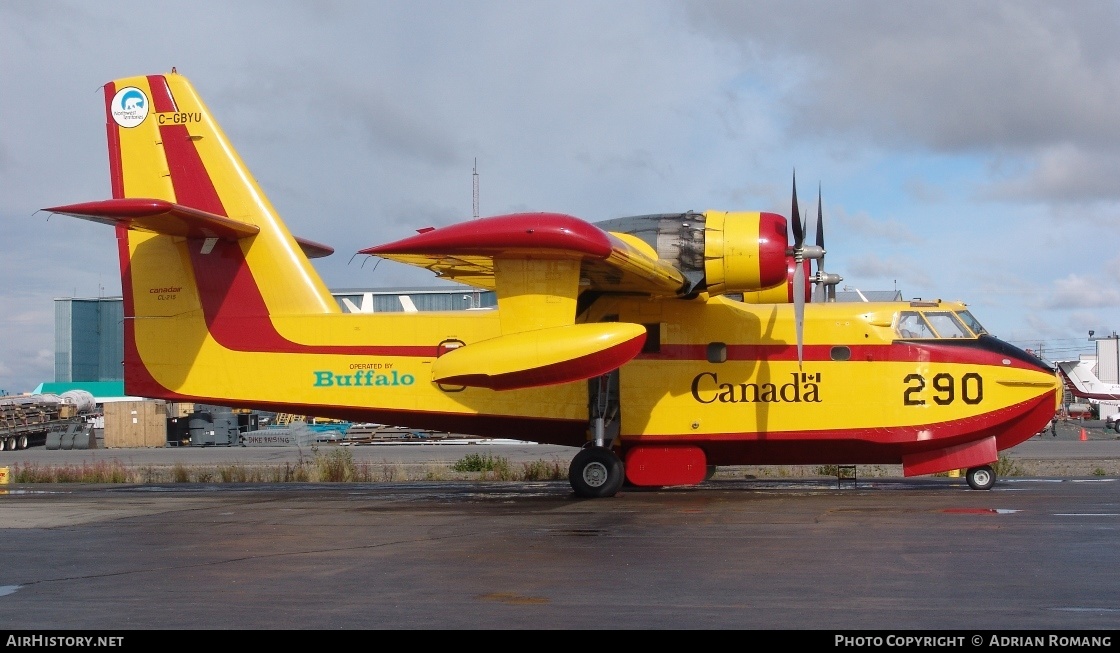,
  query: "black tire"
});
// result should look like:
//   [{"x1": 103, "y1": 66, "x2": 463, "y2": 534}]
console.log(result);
[
  {"x1": 569, "y1": 447, "x2": 625, "y2": 498},
  {"x1": 966, "y1": 464, "x2": 996, "y2": 491},
  {"x1": 1113, "y1": 421, "x2": 1120, "y2": 434}
]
